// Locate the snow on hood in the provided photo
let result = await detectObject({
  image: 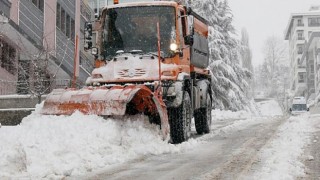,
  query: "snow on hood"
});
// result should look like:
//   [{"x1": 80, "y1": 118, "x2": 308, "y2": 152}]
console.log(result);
[{"x1": 0, "y1": 103, "x2": 197, "y2": 179}]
